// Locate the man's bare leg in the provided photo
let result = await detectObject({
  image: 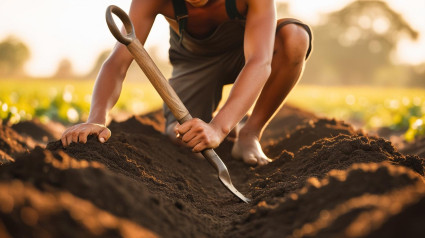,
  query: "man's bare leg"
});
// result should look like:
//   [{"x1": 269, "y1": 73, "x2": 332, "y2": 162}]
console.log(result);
[{"x1": 232, "y1": 21, "x2": 310, "y2": 165}]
